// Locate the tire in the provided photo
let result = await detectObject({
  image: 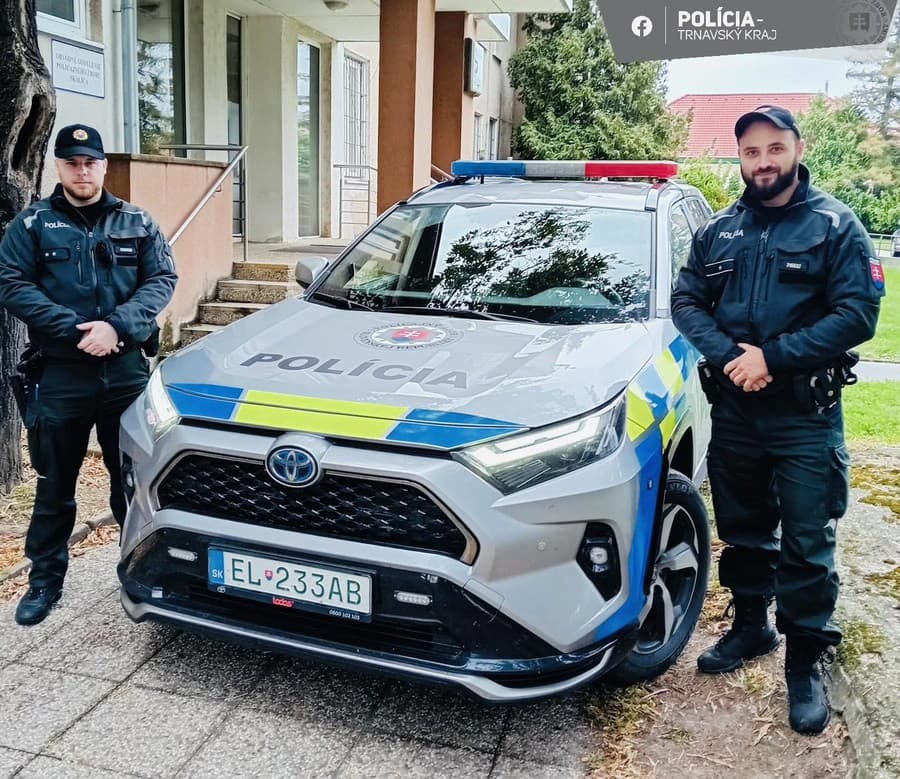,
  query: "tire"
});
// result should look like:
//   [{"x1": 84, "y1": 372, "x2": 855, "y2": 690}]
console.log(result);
[{"x1": 606, "y1": 471, "x2": 711, "y2": 686}]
